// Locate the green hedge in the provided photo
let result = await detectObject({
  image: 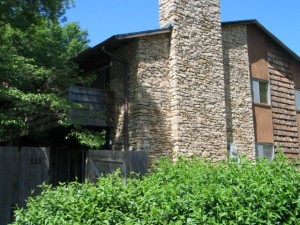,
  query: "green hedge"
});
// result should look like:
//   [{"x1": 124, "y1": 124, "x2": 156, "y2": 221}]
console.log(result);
[{"x1": 11, "y1": 156, "x2": 300, "y2": 224}]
